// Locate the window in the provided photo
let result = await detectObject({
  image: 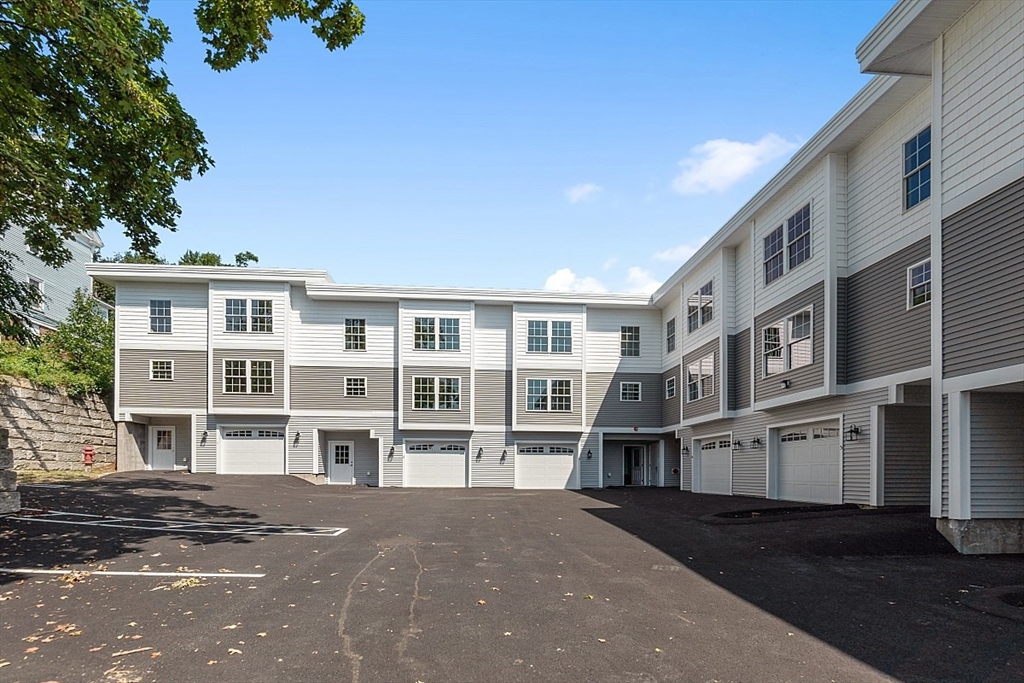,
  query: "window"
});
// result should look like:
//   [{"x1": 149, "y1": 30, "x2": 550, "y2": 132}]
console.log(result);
[
  {"x1": 344, "y1": 318, "x2": 366, "y2": 350},
  {"x1": 780, "y1": 431, "x2": 807, "y2": 442},
  {"x1": 665, "y1": 377, "x2": 676, "y2": 399},
  {"x1": 413, "y1": 317, "x2": 461, "y2": 350},
  {"x1": 620, "y1": 382, "x2": 641, "y2": 402},
  {"x1": 687, "y1": 353, "x2": 714, "y2": 401},
  {"x1": 764, "y1": 203, "x2": 812, "y2": 285},
  {"x1": 250, "y1": 300, "x2": 273, "y2": 333},
  {"x1": 527, "y1": 320, "x2": 572, "y2": 354},
  {"x1": 518, "y1": 446, "x2": 546, "y2": 454},
  {"x1": 762, "y1": 308, "x2": 813, "y2": 376},
  {"x1": 257, "y1": 430, "x2": 284, "y2": 438},
  {"x1": 687, "y1": 282, "x2": 714, "y2": 332},
  {"x1": 666, "y1": 318, "x2": 676, "y2": 352},
  {"x1": 412, "y1": 376, "x2": 461, "y2": 410},
  {"x1": 26, "y1": 277, "x2": 45, "y2": 313},
  {"x1": 223, "y1": 360, "x2": 274, "y2": 394},
  {"x1": 904, "y1": 127, "x2": 931, "y2": 210},
  {"x1": 223, "y1": 430, "x2": 253, "y2": 438},
  {"x1": 225, "y1": 299, "x2": 247, "y2": 332},
  {"x1": 908, "y1": 259, "x2": 931, "y2": 308},
  {"x1": 345, "y1": 377, "x2": 367, "y2": 397},
  {"x1": 526, "y1": 379, "x2": 572, "y2": 412},
  {"x1": 620, "y1": 326, "x2": 640, "y2": 357},
  {"x1": 149, "y1": 299, "x2": 171, "y2": 333},
  {"x1": 149, "y1": 360, "x2": 173, "y2": 381}
]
